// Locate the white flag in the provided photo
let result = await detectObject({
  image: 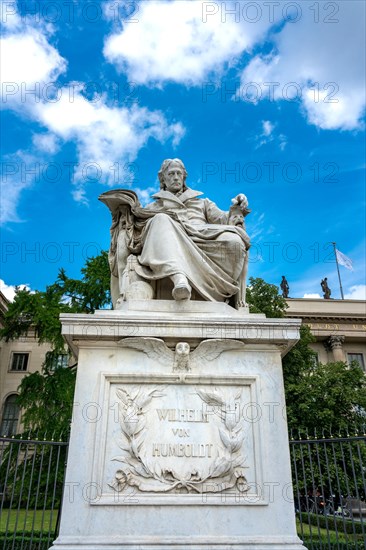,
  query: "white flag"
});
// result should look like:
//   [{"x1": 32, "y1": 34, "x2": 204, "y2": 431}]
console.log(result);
[{"x1": 336, "y1": 249, "x2": 353, "y2": 271}]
